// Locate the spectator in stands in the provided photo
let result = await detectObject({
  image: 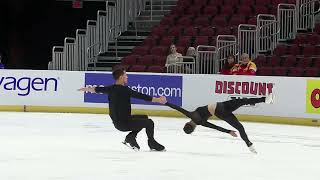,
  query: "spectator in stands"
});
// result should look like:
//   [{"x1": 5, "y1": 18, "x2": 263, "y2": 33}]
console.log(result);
[
  {"x1": 0, "y1": 53, "x2": 4, "y2": 69},
  {"x1": 165, "y1": 44, "x2": 183, "y2": 68},
  {"x1": 238, "y1": 53, "x2": 257, "y2": 75},
  {"x1": 186, "y1": 47, "x2": 196, "y2": 58},
  {"x1": 220, "y1": 55, "x2": 239, "y2": 75}
]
